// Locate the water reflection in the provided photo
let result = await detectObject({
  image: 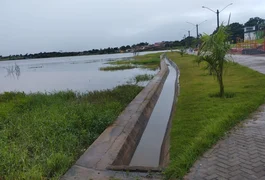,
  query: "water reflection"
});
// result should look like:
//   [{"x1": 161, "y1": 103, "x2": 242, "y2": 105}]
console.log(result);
[{"x1": 3, "y1": 63, "x2": 21, "y2": 79}]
